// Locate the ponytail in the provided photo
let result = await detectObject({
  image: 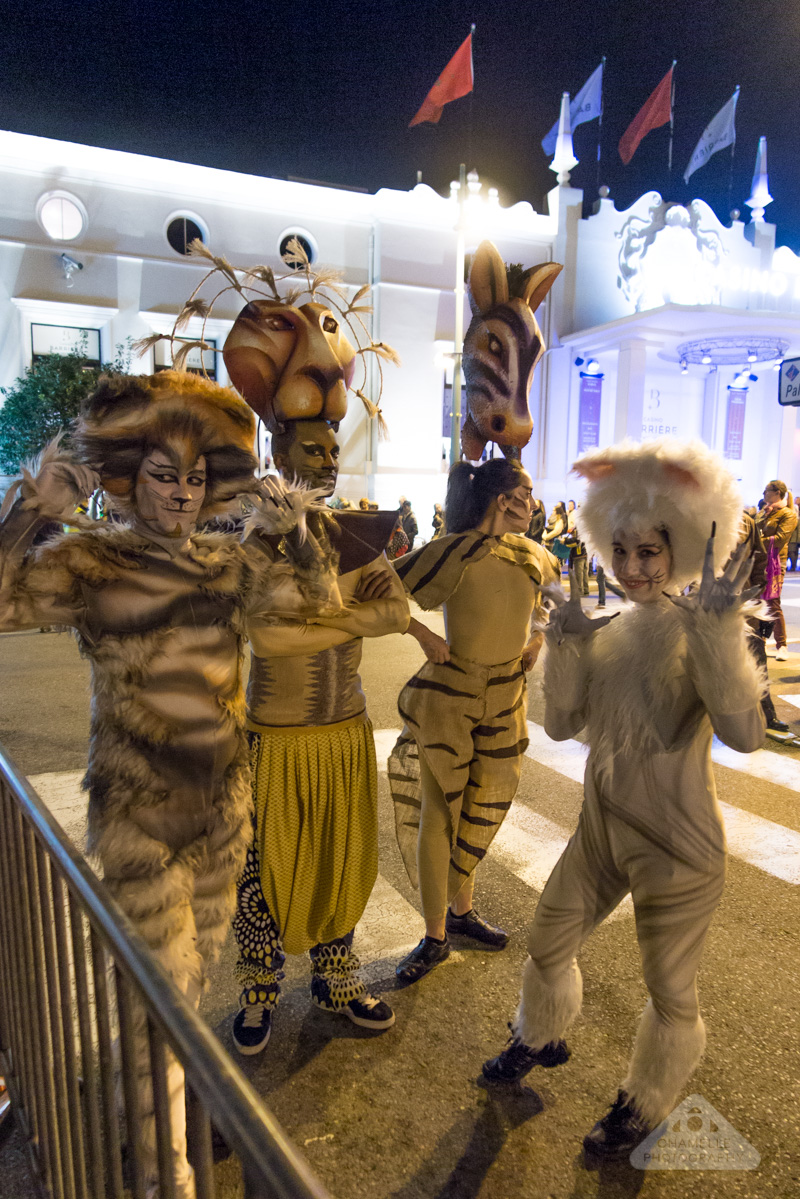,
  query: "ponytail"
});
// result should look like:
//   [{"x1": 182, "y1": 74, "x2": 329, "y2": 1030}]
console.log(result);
[{"x1": 444, "y1": 457, "x2": 526, "y2": 533}]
